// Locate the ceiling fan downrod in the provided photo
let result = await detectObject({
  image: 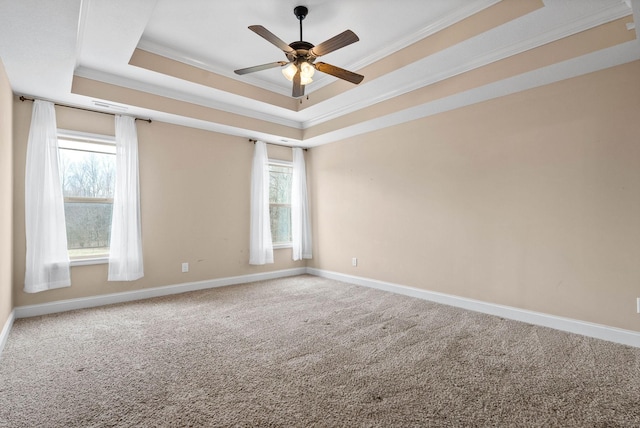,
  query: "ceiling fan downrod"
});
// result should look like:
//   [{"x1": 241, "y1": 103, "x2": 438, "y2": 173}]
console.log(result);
[
  {"x1": 233, "y1": 4, "x2": 363, "y2": 98},
  {"x1": 294, "y1": 6, "x2": 308, "y2": 41}
]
